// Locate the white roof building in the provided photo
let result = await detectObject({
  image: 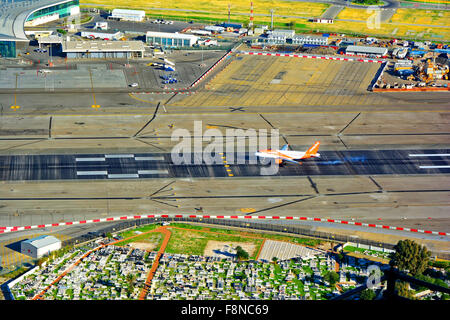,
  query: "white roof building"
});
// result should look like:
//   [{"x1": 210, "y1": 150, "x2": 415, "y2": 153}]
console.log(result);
[
  {"x1": 345, "y1": 45, "x2": 388, "y2": 57},
  {"x1": 111, "y1": 9, "x2": 145, "y2": 22},
  {"x1": 21, "y1": 235, "x2": 61, "y2": 259},
  {"x1": 62, "y1": 40, "x2": 145, "y2": 58}
]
